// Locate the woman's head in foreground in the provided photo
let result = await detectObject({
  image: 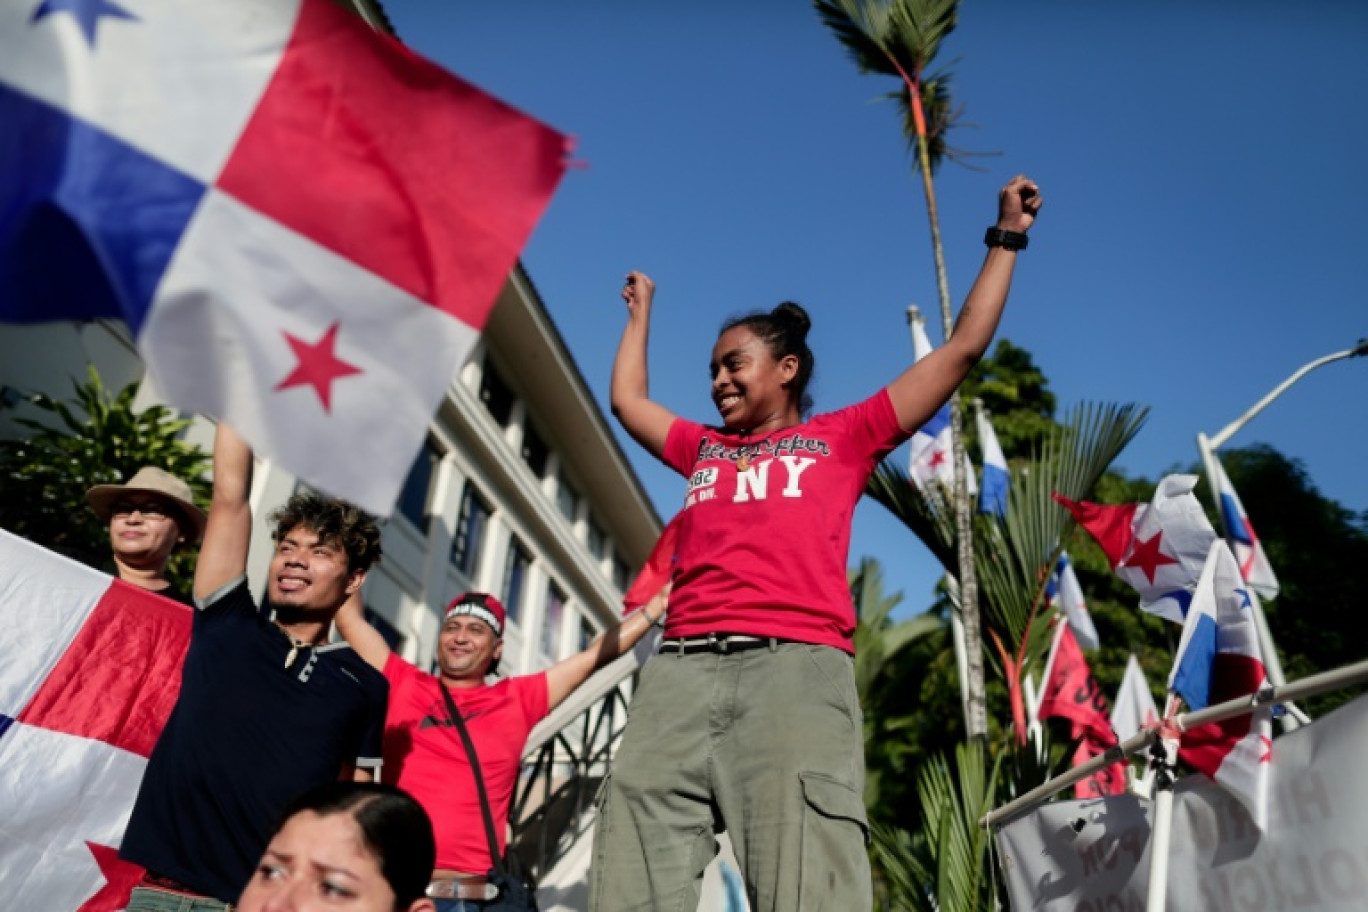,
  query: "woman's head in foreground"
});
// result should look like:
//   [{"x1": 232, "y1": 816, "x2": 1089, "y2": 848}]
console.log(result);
[
  {"x1": 711, "y1": 301, "x2": 815, "y2": 430},
  {"x1": 238, "y1": 782, "x2": 436, "y2": 912}
]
